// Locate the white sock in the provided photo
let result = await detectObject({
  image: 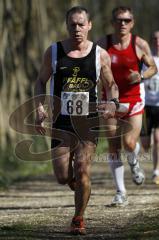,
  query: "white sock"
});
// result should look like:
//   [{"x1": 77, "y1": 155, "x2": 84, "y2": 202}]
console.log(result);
[
  {"x1": 108, "y1": 153, "x2": 126, "y2": 194},
  {"x1": 127, "y1": 142, "x2": 140, "y2": 165}
]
